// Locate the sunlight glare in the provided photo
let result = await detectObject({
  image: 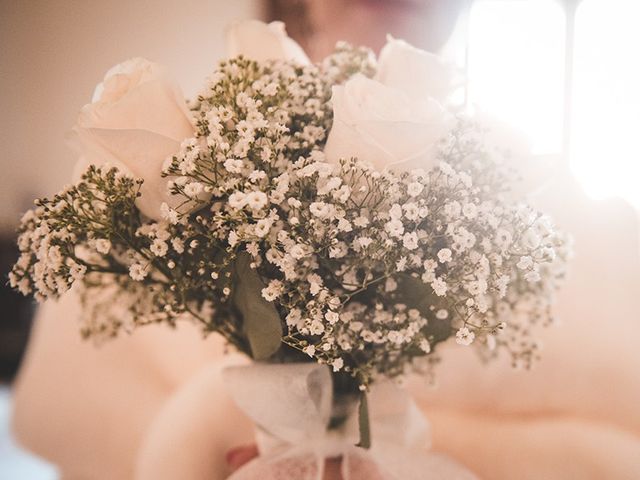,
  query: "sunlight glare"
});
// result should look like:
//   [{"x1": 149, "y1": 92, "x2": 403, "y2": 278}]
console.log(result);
[
  {"x1": 570, "y1": 0, "x2": 640, "y2": 208},
  {"x1": 467, "y1": 0, "x2": 565, "y2": 155}
]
